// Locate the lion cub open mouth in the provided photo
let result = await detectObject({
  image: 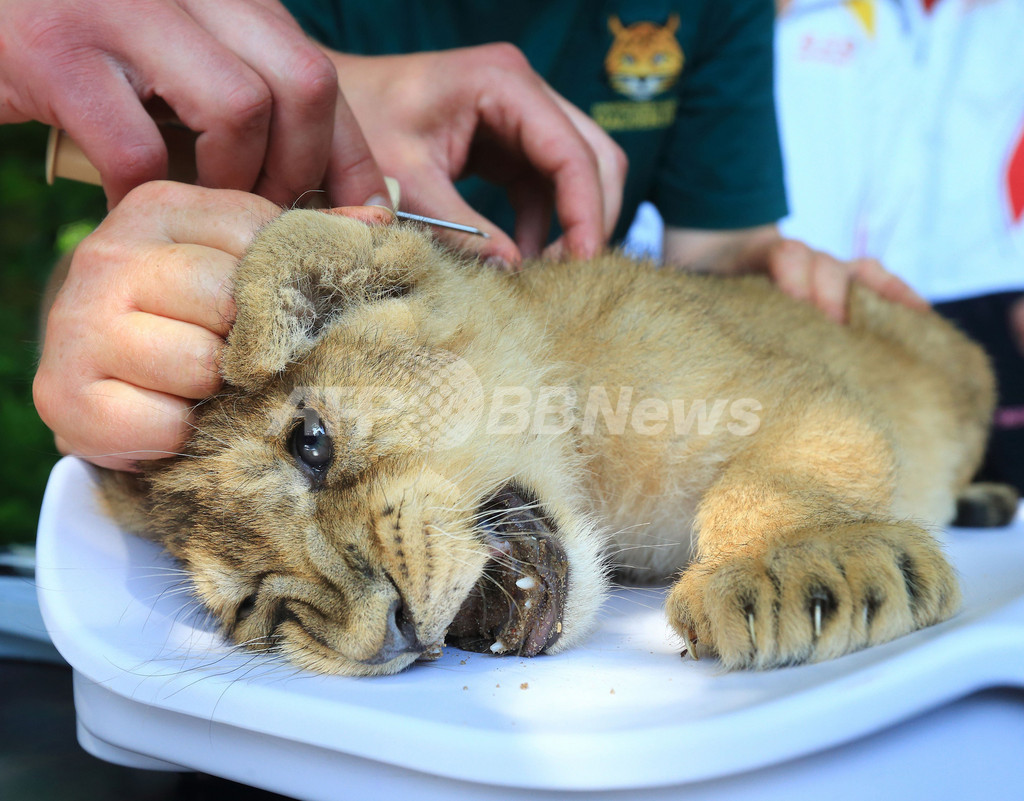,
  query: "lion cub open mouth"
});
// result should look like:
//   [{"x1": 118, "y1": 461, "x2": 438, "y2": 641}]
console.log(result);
[{"x1": 448, "y1": 486, "x2": 569, "y2": 657}]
